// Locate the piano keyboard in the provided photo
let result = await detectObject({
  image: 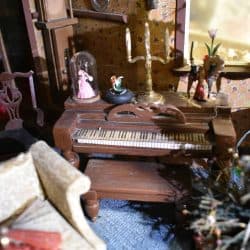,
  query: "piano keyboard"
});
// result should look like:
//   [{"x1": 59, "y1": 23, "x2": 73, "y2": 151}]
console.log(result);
[{"x1": 72, "y1": 128, "x2": 212, "y2": 151}]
